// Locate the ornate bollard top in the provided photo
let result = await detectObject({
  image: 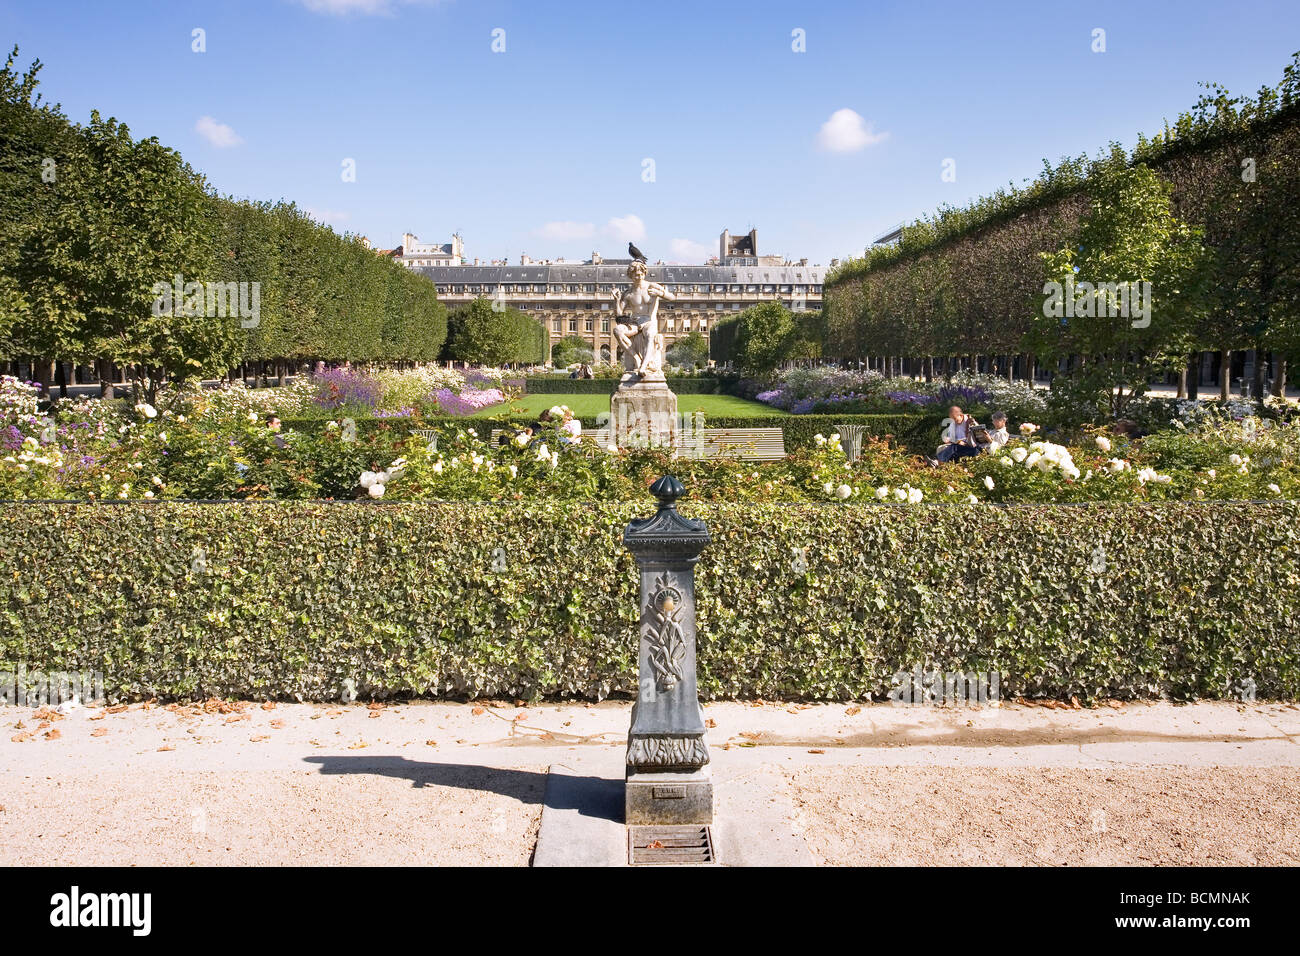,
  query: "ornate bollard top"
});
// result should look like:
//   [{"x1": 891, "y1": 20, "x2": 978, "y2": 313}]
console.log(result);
[
  {"x1": 624, "y1": 475, "x2": 710, "y2": 560},
  {"x1": 649, "y1": 474, "x2": 685, "y2": 507}
]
